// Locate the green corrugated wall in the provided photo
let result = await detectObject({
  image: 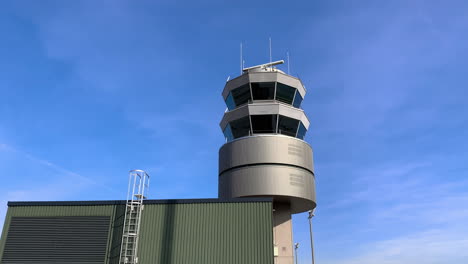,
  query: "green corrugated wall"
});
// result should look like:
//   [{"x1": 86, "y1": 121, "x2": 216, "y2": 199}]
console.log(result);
[
  {"x1": 0, "y1": 201, "x2": 273, "y2": 264},
  {"x1": 139, "y1": 202, "x2": 273, "y2": 264}
]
